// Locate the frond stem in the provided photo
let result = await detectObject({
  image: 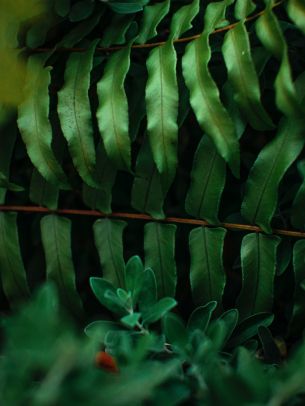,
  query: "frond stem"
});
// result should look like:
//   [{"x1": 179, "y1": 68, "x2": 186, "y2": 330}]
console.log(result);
[
  {"x1": 31, "y1": 0, "x2": 285, "y2": 54},
  {"x1": 0, "y1": 205, "x2": 303, "y2": 239}
]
